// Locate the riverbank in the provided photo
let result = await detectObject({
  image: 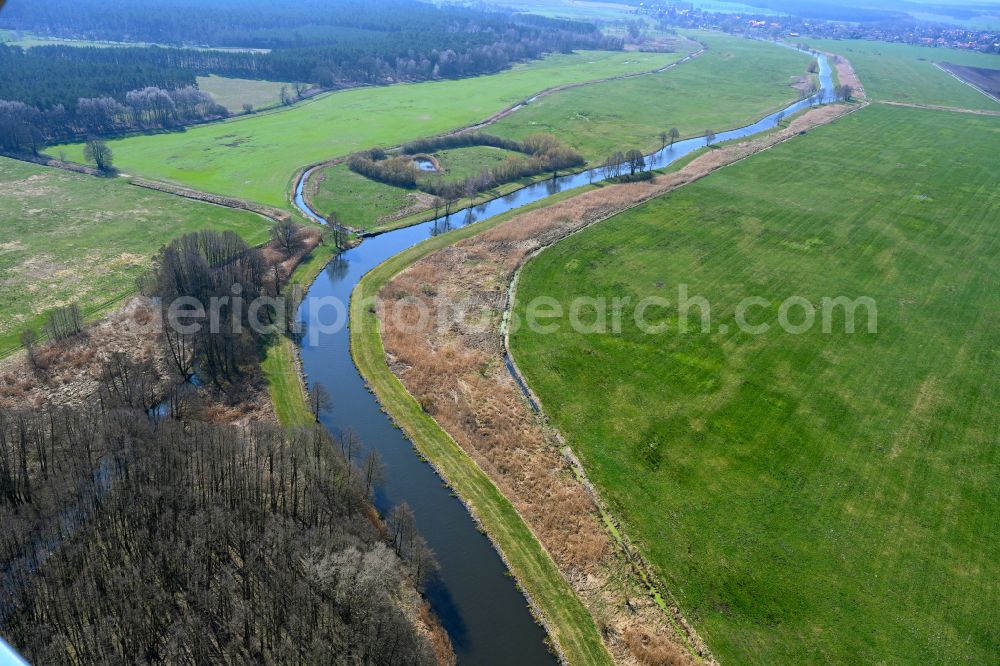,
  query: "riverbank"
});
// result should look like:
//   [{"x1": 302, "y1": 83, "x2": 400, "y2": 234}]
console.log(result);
[
  {"x1": 370, "y1": 99, "x2": 859, "y2": 664},
  {"x1": 294, "y1": 46, "x2": 707, "y2": 235},
  {"x1": 271, "y1": 42, "x2": 846, "y2": 665},
  {"x1": 348, "y1": 188, "x2": 615, "y2": 666},
  {"x1": 261, "y1": 242, "x2": 338, "y2": 426}
]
